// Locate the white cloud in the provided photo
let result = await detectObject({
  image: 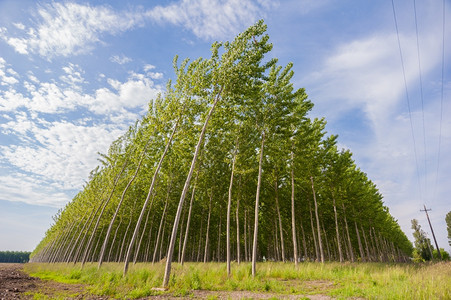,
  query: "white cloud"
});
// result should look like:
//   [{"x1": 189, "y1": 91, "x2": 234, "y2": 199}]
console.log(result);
[
  {"x1": 1, "y1": 1, "x2": 272, "y2": 60},
  {"x1": 146, "y1": 0, "x2": 270, "y2": 39},
  {"x1": 110, "y1": 54, "x2": 132, "y2": 64},
  {"x1": 13, "y1": 23, "x2": 26, "y2": 30},
  {"x1": 0, "y1": 173, "x2": 71, "y2": 207},
  {"x1": 1, "y1": 118, "x2": 124, "y2": 191},
  {"x1": 2, "y1": 2, "x2": 145, "y2": 58},
  {"x1": 0, "y1": 57, "x2": 20, "y2": 86}
]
